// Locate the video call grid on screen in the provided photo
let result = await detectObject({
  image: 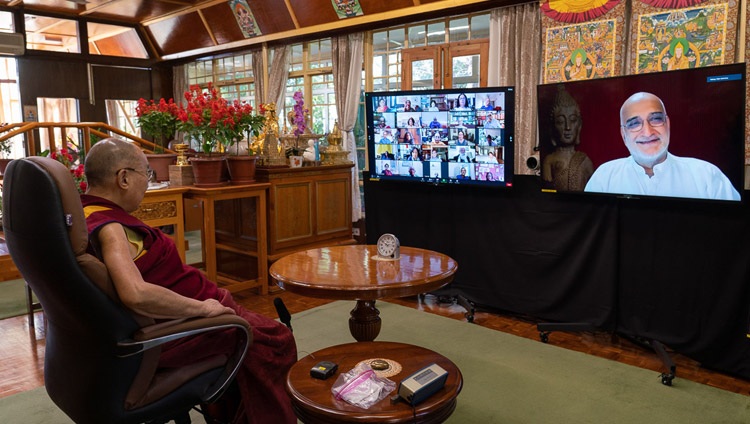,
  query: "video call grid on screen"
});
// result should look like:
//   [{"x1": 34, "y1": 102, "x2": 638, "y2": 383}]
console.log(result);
[
  {"x1": 366, "y1": 86, "x2": 515, "y2": 187},
  {"x1": 537, "y1": 63, "x2": 746, "y2": 203}
]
